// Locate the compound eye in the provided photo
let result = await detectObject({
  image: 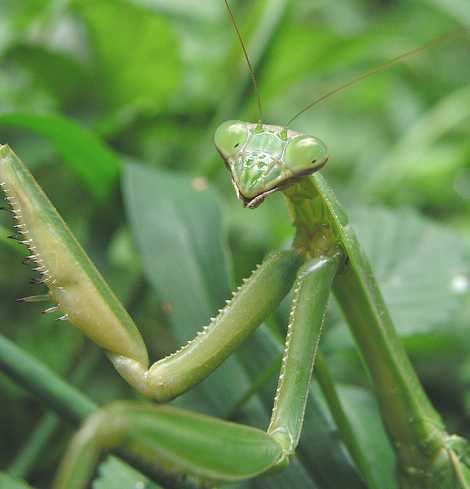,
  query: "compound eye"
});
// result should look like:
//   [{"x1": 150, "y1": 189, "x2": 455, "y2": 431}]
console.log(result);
[
  {"x1": 285, "y1": 135, "x2": 328, "y2": 174},
  {"x1": 214, "y1": 120, "x2": 249, "y2": 157}
]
